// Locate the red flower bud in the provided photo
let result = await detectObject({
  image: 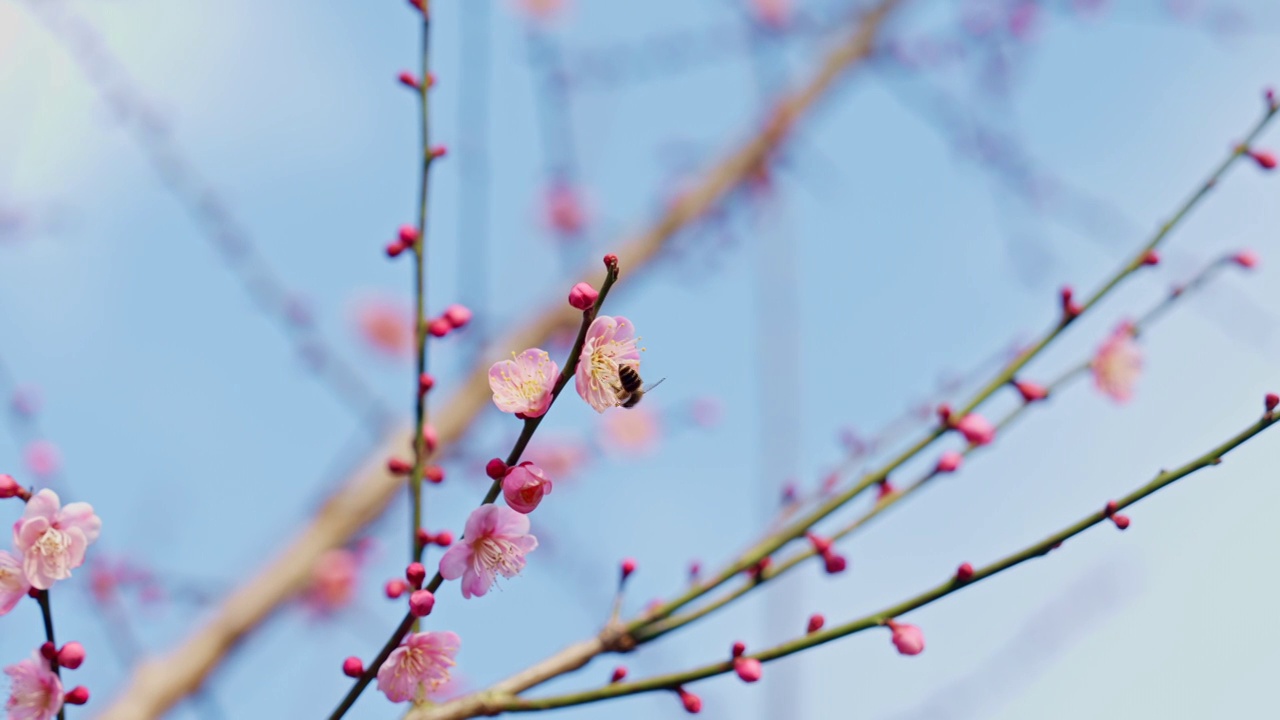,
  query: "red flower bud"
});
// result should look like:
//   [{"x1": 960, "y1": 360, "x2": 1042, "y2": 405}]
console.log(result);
[
  {"x1": 409, "y1": 589, "x2": 435, "y2": 617},
  {"x1": 433, "y1": 530, "x2": 454, "y2": 547},
  {"x1": 955, "y1": 562, "x2": 974, "y2": 582},
  {"x1": 620, "y1": 558, "x2": 637, "y2": 581},
  {"x1": 64, "y1": 687, "x2": 90, "y2": 705},
  {"x1": 384, "y1": 579, "x2": 409, "y2": 599},
  {"x1": 424, "y1": 465, "x2": 445, "y2": 484},
  {"x1": 806, "y1": 614, "x2": 825, "y2": 634},
  {"x1": 676, "y1": 687, "x2": 702, "y2": 714},
  {"x1": 406, "y1": 562, "x2": 426, "y2": 589},
  {"x1": 486, "y1": 458, "x2": 509, "y2": 480},
  {"x1": 610, "y1": 666, "x2": 627, "y2": 683},
  {"x1": 57, "y1": 642, "x2": 86, "y2": 670},
  {"x1": 734, "y1": 657, "x2": 763, "y2": 683},
  {"x1": 342, "y1": 657, "x2": 364, "y2": 678},
  {"x1": 387, "y1": 458, "x2": 412, "y2": 476}
]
